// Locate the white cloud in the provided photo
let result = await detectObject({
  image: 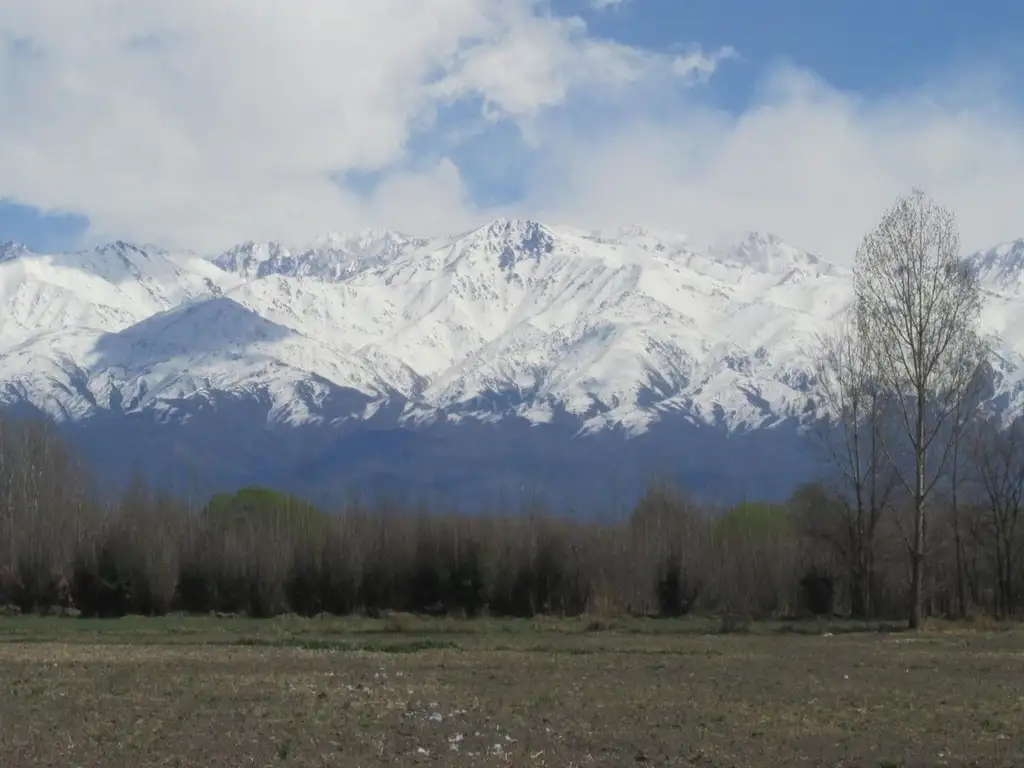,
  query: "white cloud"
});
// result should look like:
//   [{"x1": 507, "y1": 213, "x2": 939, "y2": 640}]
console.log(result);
[
  {"x1": 1, "y1": 1, "x2": 1022, "y2": 261},
  {"x1": 0, "y1": 0, "x2": 687, "y2": 250},
  {"x1": 671, "y1": 46, "x2": 739, "y2": 85},
  {"x1": 590, "y1": 0, "x2": 629, "y2": 10},
  {"x1": 523, "y1": 65, "x2": 1024, "y2": 259}
]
